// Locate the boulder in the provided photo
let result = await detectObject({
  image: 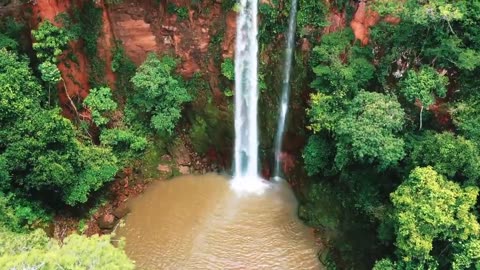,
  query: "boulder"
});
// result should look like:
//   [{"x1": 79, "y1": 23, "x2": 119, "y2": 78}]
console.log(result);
[
  {"x1": 171, "y1": 142, "x2": 191, "y2": 166},
  {"x1": 158, "y1": 164, "x2": 172, "y2": 174},
  {"x1": 97, "y1": 213, "x2": 117, "y2": 230},
  {"x1": 178, "y1": 165, "x2": 190, "y2": 175},
  {"x1": 113, "y1": 204, "x2": 131, "y2": 219}
]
